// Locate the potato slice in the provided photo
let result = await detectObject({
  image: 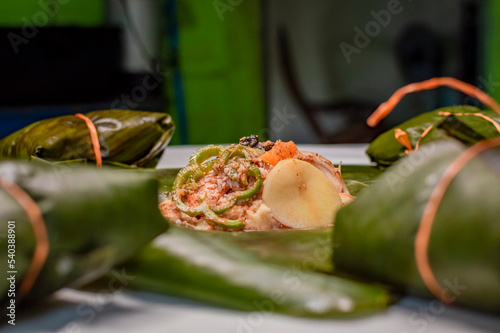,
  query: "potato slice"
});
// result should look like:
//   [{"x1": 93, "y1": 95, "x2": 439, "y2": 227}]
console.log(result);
[
  {"x1": 263, "y1": 158, "x2": 342, "y2": 228},
  {"x1": 339, "y1": 193, "x2": 355, "y2": 206}
]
